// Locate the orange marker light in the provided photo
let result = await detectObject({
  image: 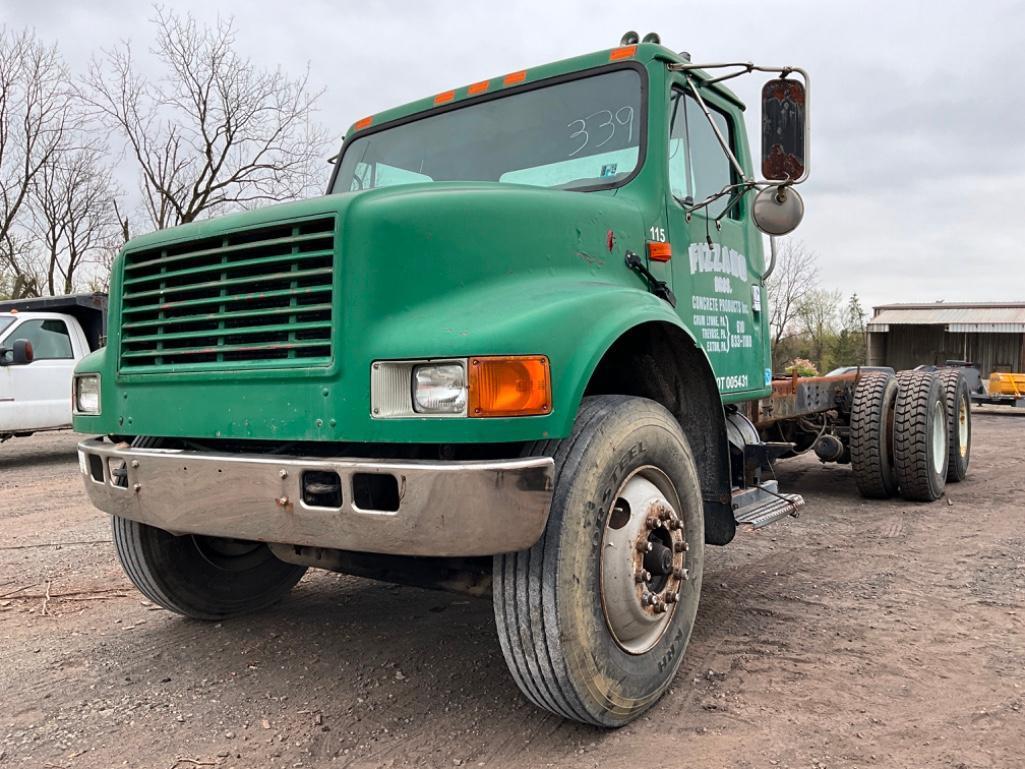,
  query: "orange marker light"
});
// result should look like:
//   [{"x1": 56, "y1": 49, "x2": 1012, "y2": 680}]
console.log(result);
[
  {"x1": 468, "y1": 356, "x2": 551, "y2": 418},
  {"x1": 647, "y1": 241, "x2": 672, "y2": 262},
  {"x1": 435, "y1": 90, "x2": 456, "y2": 105},
  {"x1": 503, "y1": 70, "x2": 527, "y2": 86},
  {"x1": 468, "y1": 80, "x2": 490, "y2": 95},
  {"x1": 609, "y1": 45, "x2": 637, "y2": 61},
  {"x1": 354, "y1": 116, "x2": 373, "y2": 130}
]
